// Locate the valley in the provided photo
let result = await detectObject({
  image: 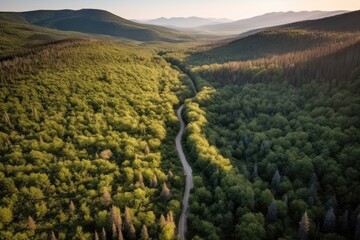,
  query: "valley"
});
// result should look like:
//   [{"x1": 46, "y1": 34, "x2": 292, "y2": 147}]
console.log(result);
[{"x1": 0, "y1": 7, "x2": 360, "y2": 240}]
